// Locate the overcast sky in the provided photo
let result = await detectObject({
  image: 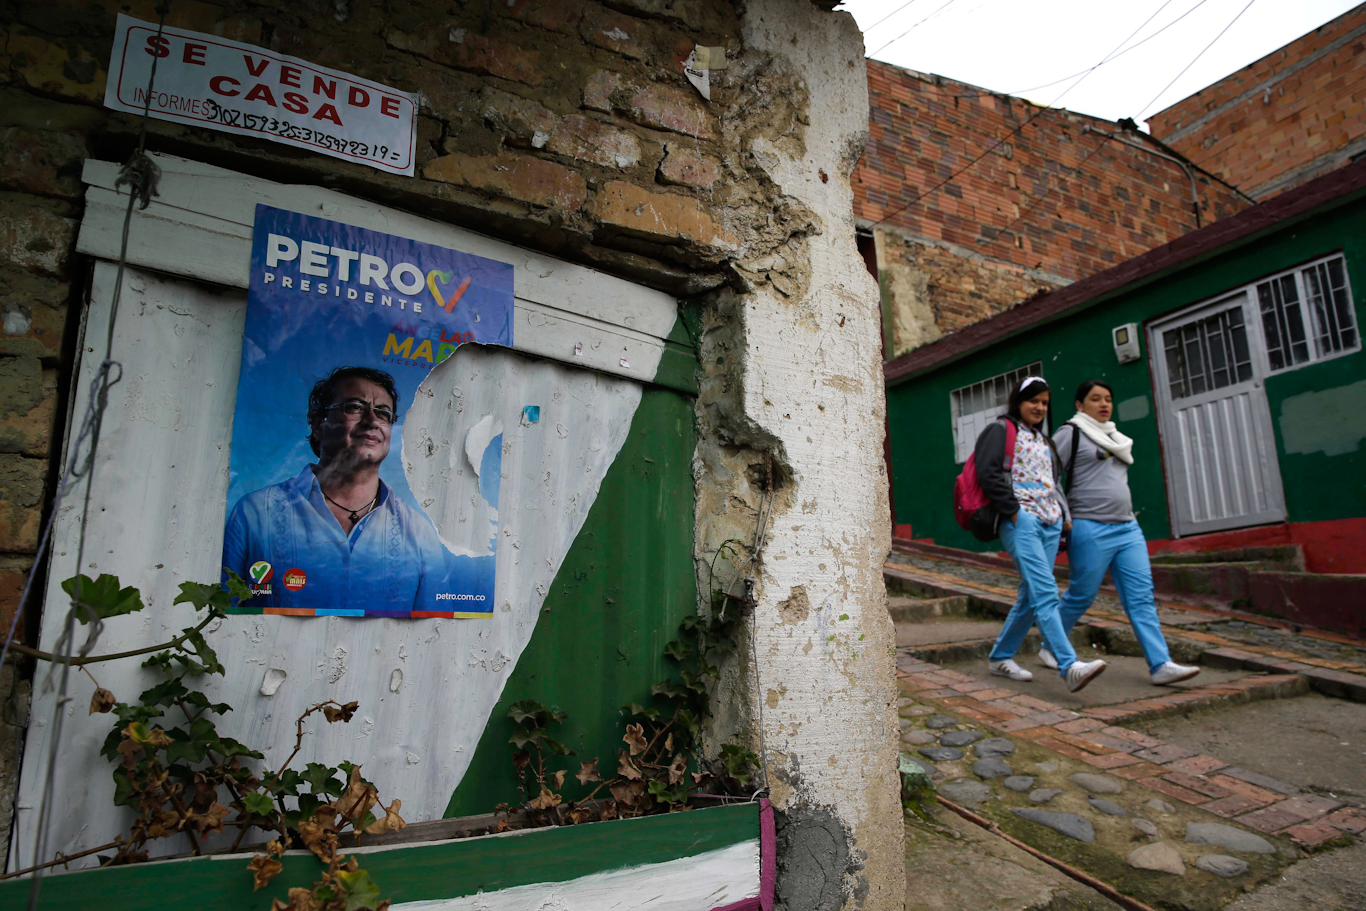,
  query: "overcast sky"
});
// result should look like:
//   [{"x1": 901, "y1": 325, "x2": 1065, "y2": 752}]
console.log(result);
[{"x1": 843, "y1": 0, "x2": 1361, "y2": 128}]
